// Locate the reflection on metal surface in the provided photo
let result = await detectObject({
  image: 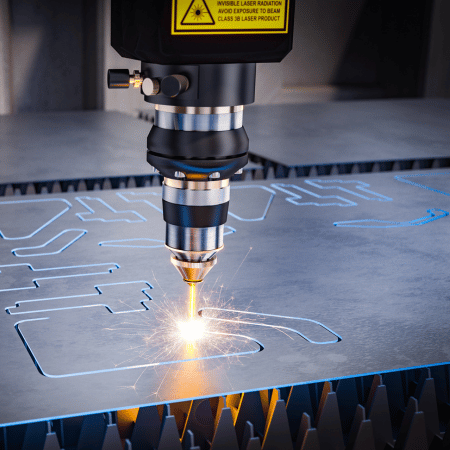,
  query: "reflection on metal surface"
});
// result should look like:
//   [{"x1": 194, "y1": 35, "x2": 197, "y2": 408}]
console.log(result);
[
  {"x1": 12, "y1": 229, "x2": 87, "y2": 257},
  {"x1": 334, "y1": 208, "x2": 449, "y2": 228}
]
